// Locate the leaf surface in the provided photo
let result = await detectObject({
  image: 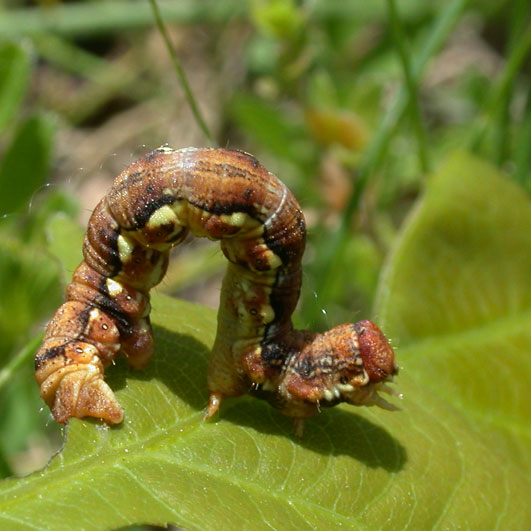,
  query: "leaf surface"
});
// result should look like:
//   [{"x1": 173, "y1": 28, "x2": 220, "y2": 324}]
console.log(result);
[
  {"x1": 375, "y1": 151, "x2": 531, "y2": 472},
  {"x1": 0, "y1": 152, "x2": 529, "y2": 529},
  {"x1": 0, "y1": 41, "x2": 30, "y2": 133},
  {"x1": 0, "y1": 114, "x2": 55, "y2": 216}
]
